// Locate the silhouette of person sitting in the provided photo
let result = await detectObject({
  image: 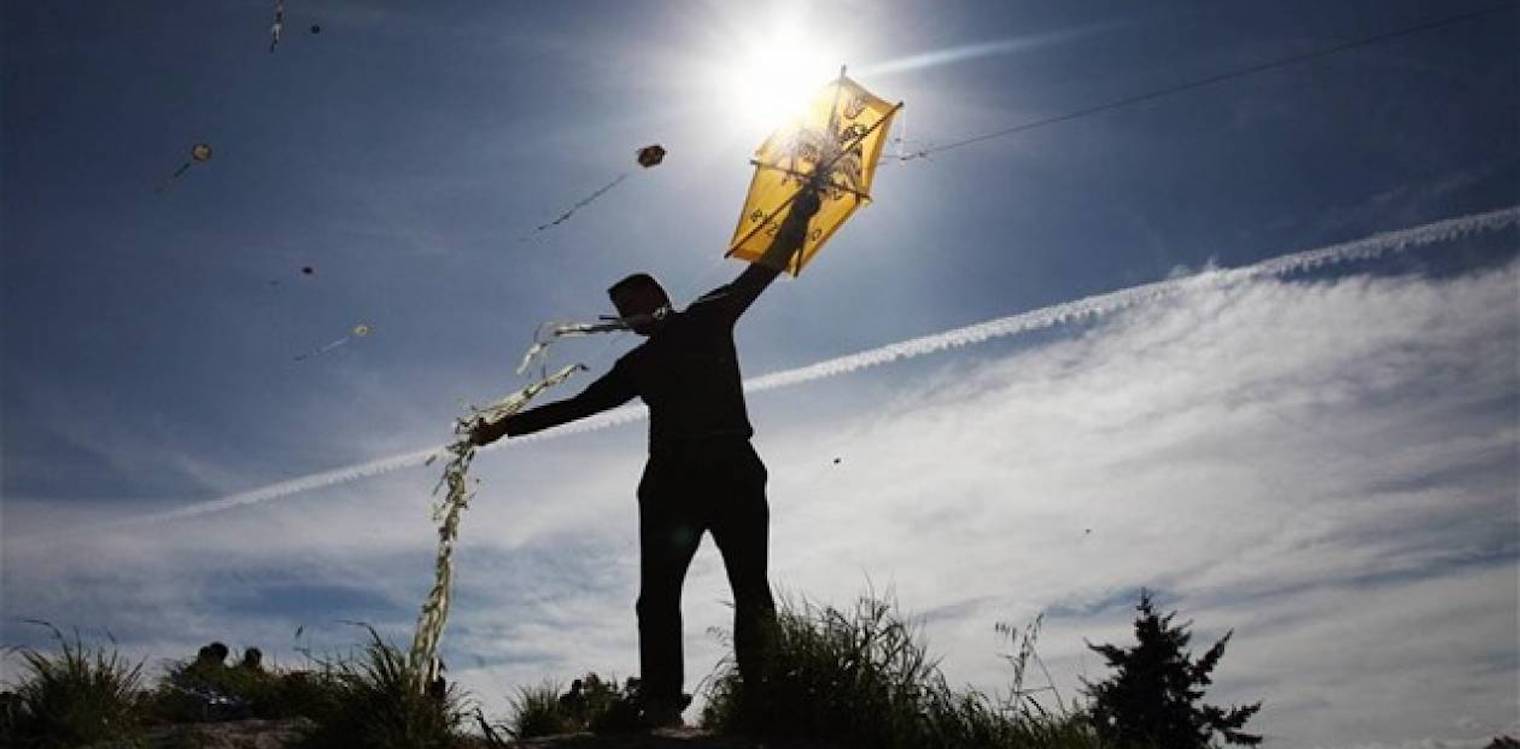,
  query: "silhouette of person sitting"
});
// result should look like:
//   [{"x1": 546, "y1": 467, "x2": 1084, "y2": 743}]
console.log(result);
[
  {"x1": 472, "y1": 187, "x2": 822, "y2": 727},
  {"x1": 194, "y1": 641, "x2": 229, "y2": 670},
  {"x1": 558, "y1": 678, "x2": 587, "y2": 723},
  {"x1": 239, "y1": 647, "x2": 263, "y2": 671}
]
